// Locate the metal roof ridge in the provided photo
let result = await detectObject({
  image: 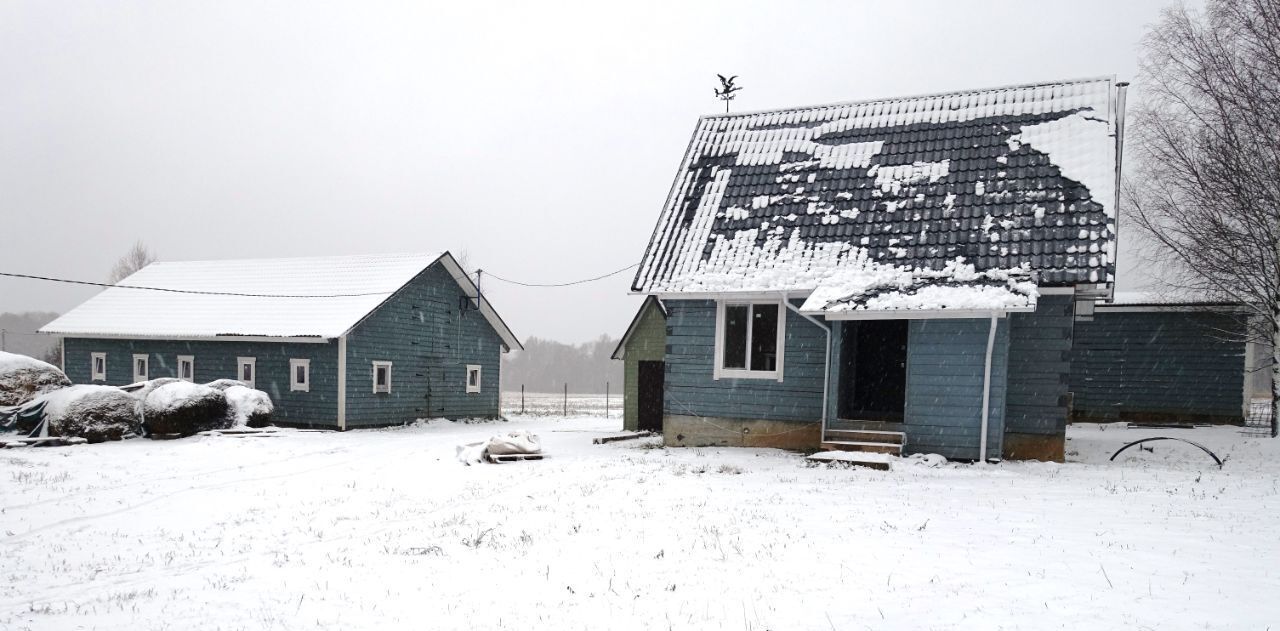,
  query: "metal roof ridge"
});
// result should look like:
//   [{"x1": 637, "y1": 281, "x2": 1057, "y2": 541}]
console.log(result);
[{"x1": 695, "y1": 74, "x2": 1118, "y2": 122}]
